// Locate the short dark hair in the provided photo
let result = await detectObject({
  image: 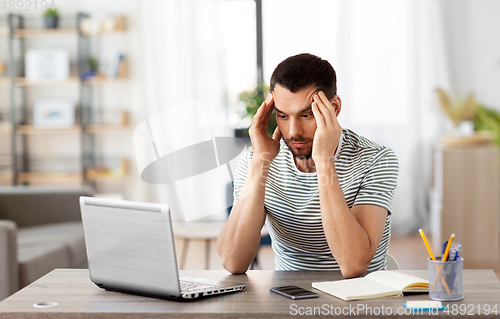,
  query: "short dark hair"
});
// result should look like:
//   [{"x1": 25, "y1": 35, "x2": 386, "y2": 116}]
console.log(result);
[{"x1": 269, "y1": 53, "x2": 337, "y2": 100}]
